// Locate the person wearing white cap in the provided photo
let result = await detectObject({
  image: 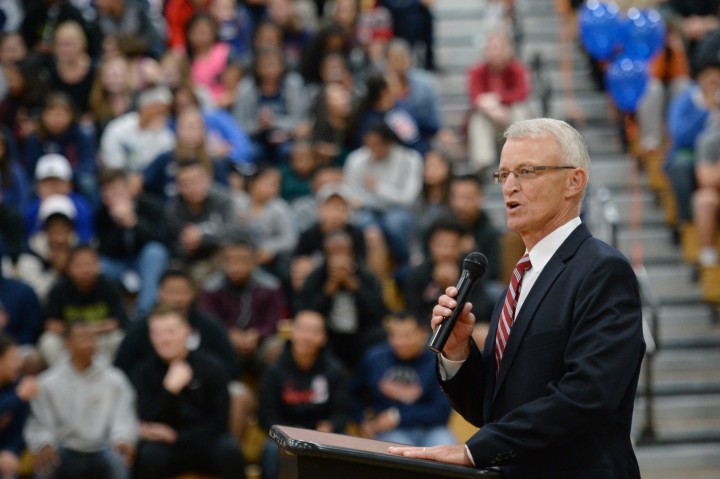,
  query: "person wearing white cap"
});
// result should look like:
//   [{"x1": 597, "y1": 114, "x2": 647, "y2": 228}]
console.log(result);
[
  {"x1": 99, "y1": 86, "x2": 176, "y2": 195},
  {"x1": 23, "y1": 154, "x2": 94, "y2": 245}
]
